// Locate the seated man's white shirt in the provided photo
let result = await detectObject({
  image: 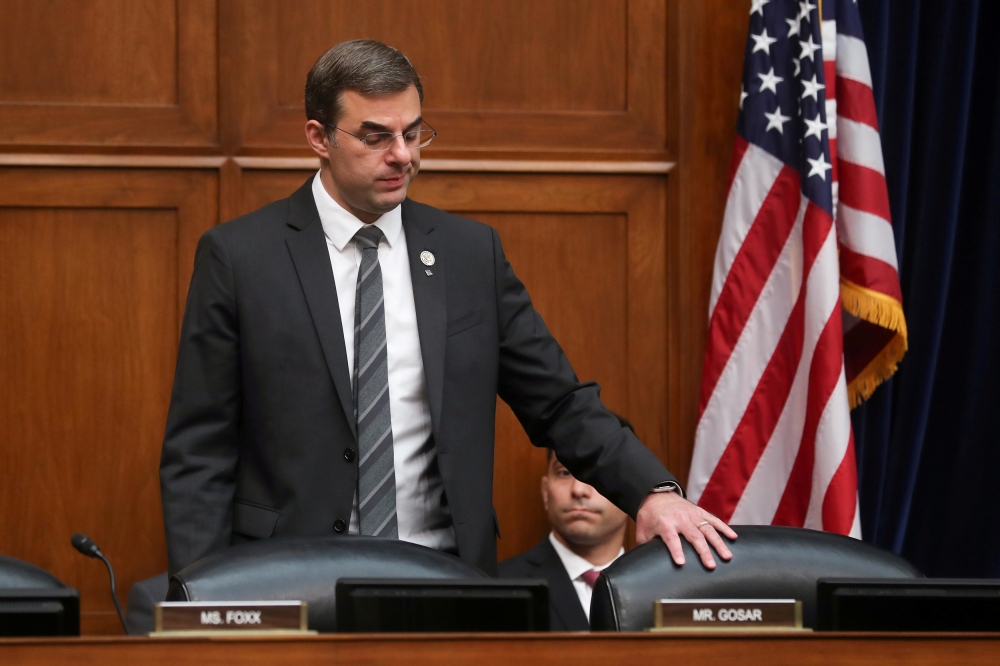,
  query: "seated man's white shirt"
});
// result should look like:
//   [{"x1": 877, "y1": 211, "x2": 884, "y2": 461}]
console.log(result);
[
  {"x1": 548, "y1": 532, "x2": 624, "y2": 622},
  {"x1": 312, "y1": 172, "x2": 457, "y2": 551}
]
